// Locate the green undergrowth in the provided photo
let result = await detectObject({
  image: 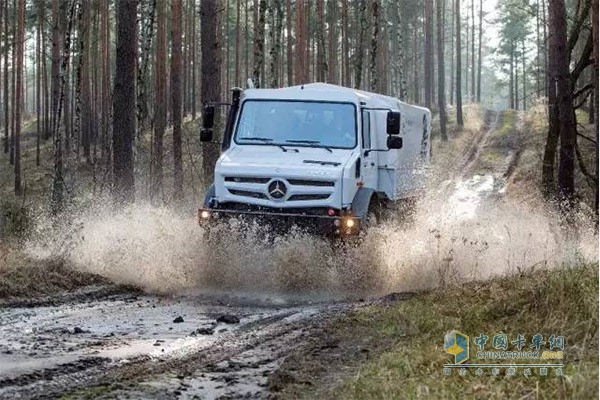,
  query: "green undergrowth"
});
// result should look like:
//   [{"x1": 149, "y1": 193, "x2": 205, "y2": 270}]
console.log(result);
[{"x1": 272, "y1": 263, "x2": 599, "y2": 400}]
